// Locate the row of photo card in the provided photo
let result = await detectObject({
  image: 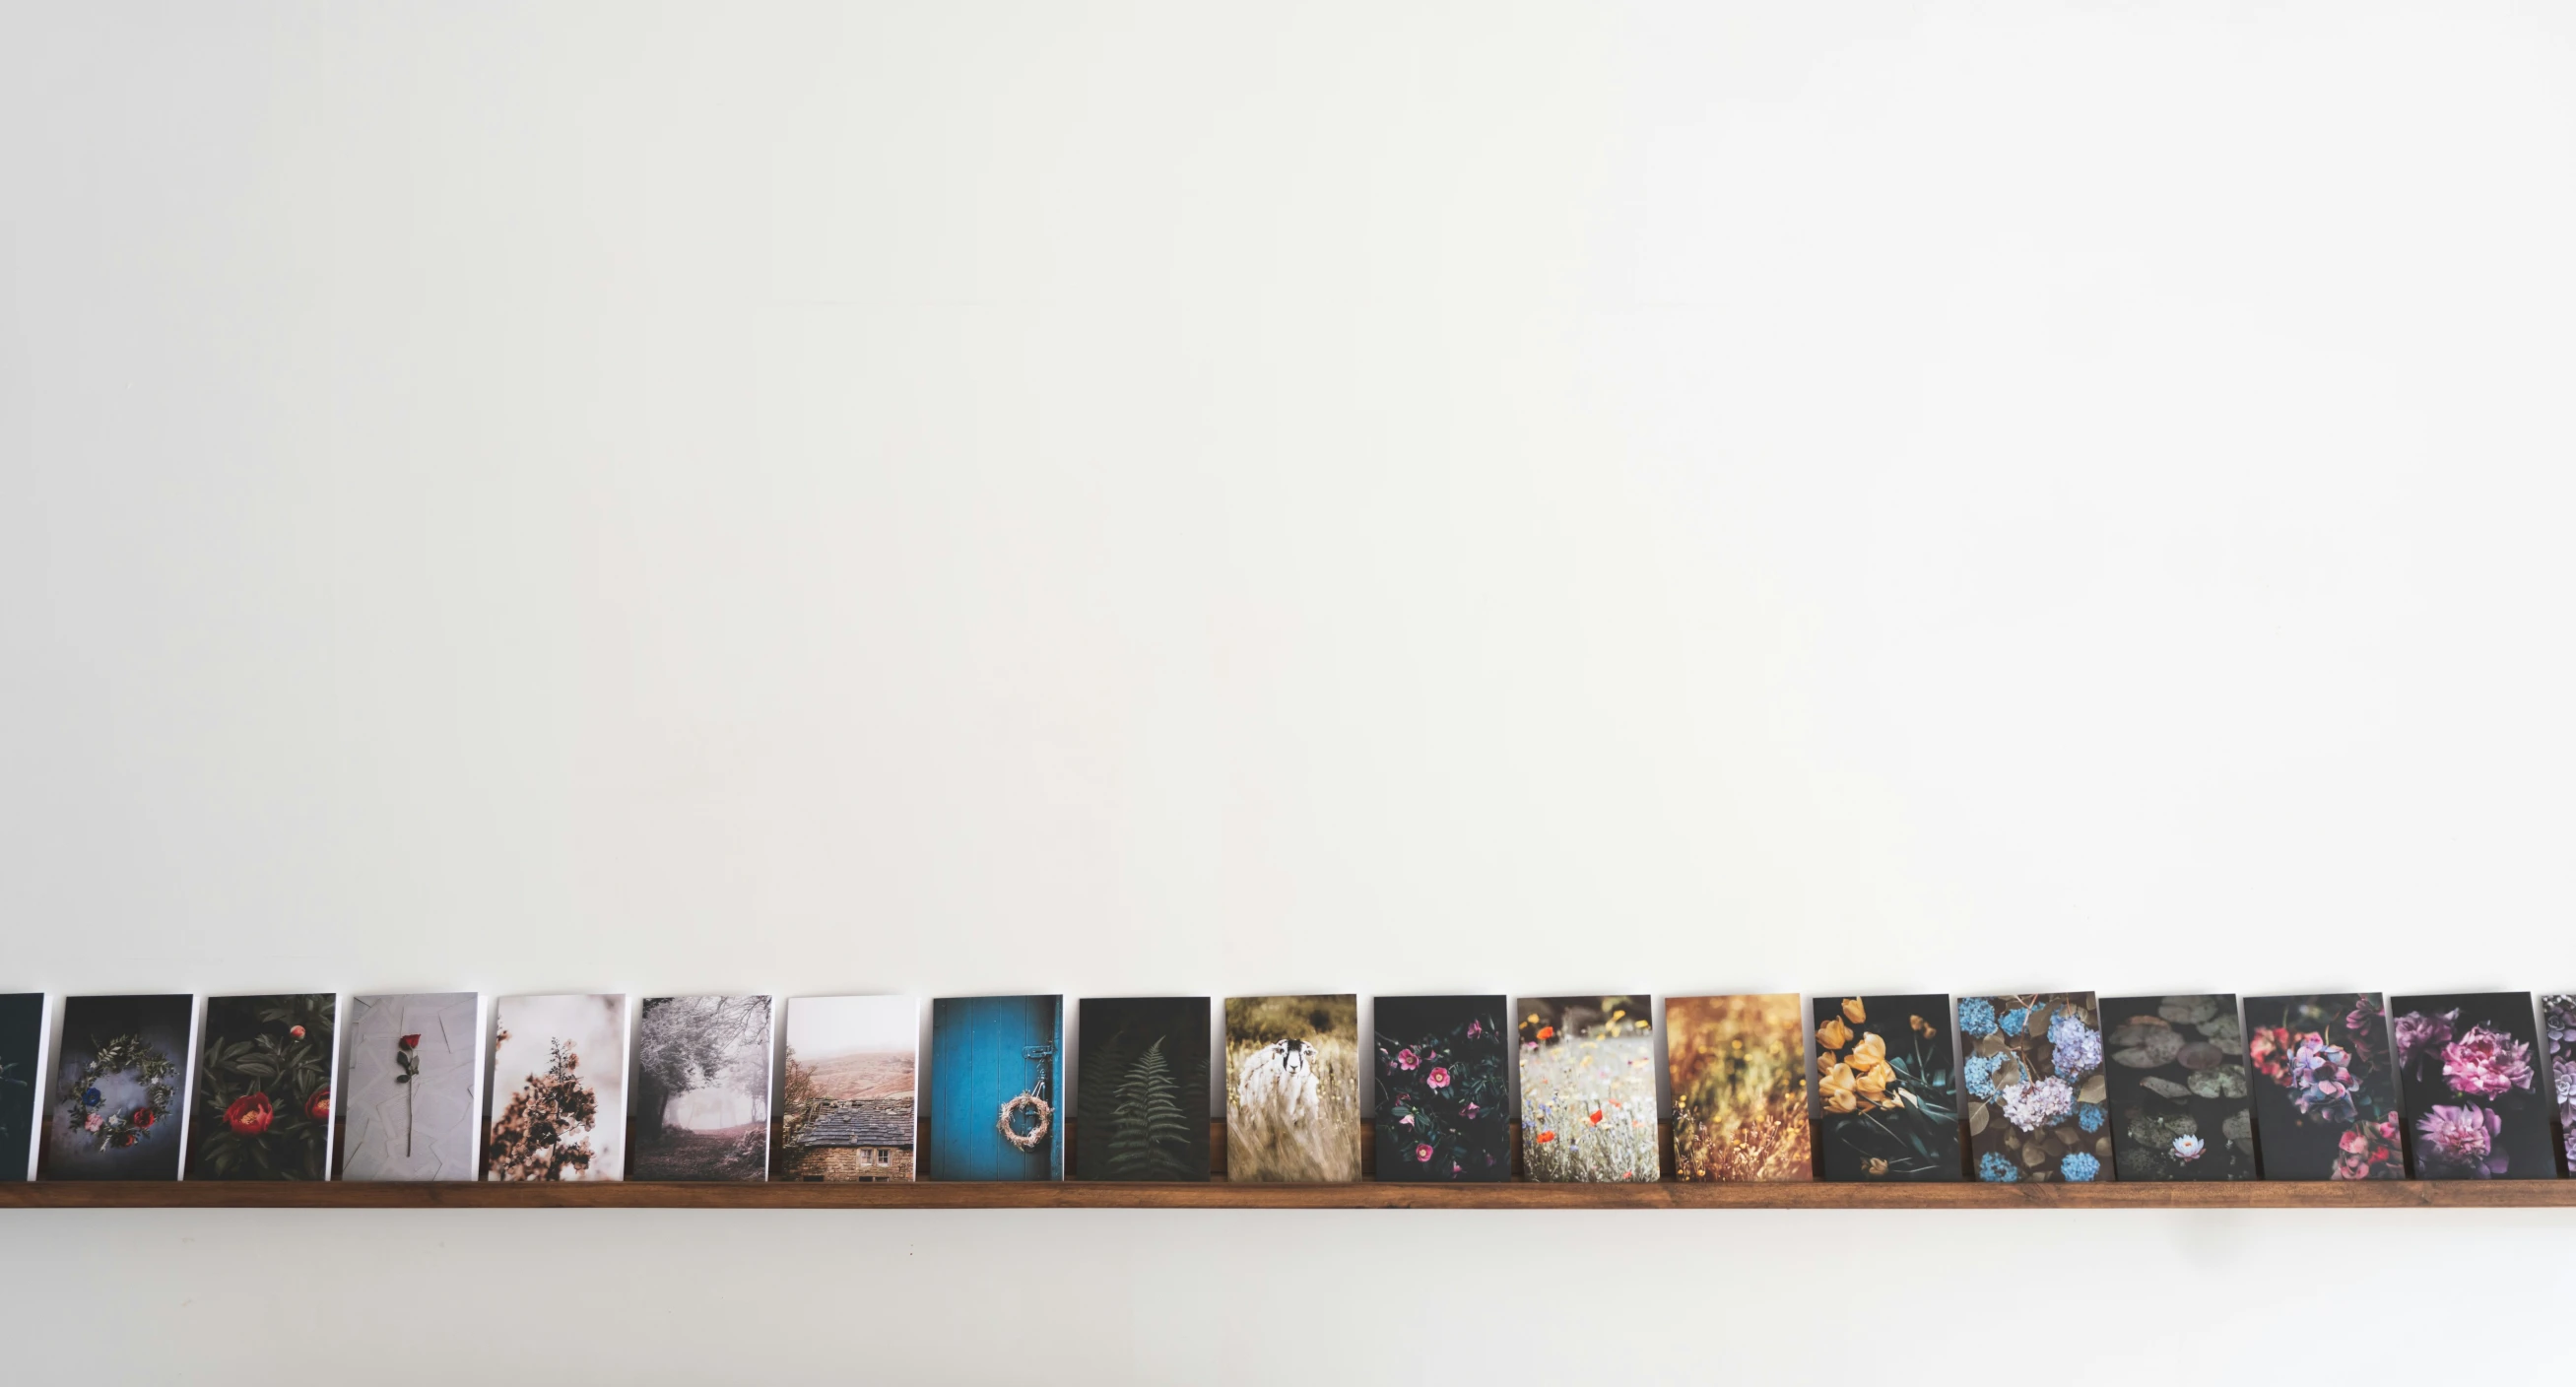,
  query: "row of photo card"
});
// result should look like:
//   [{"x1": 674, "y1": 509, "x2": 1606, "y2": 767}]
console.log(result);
[{"x1": 3, "y1": 990, "x2": 2570, "y2": 1185}]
